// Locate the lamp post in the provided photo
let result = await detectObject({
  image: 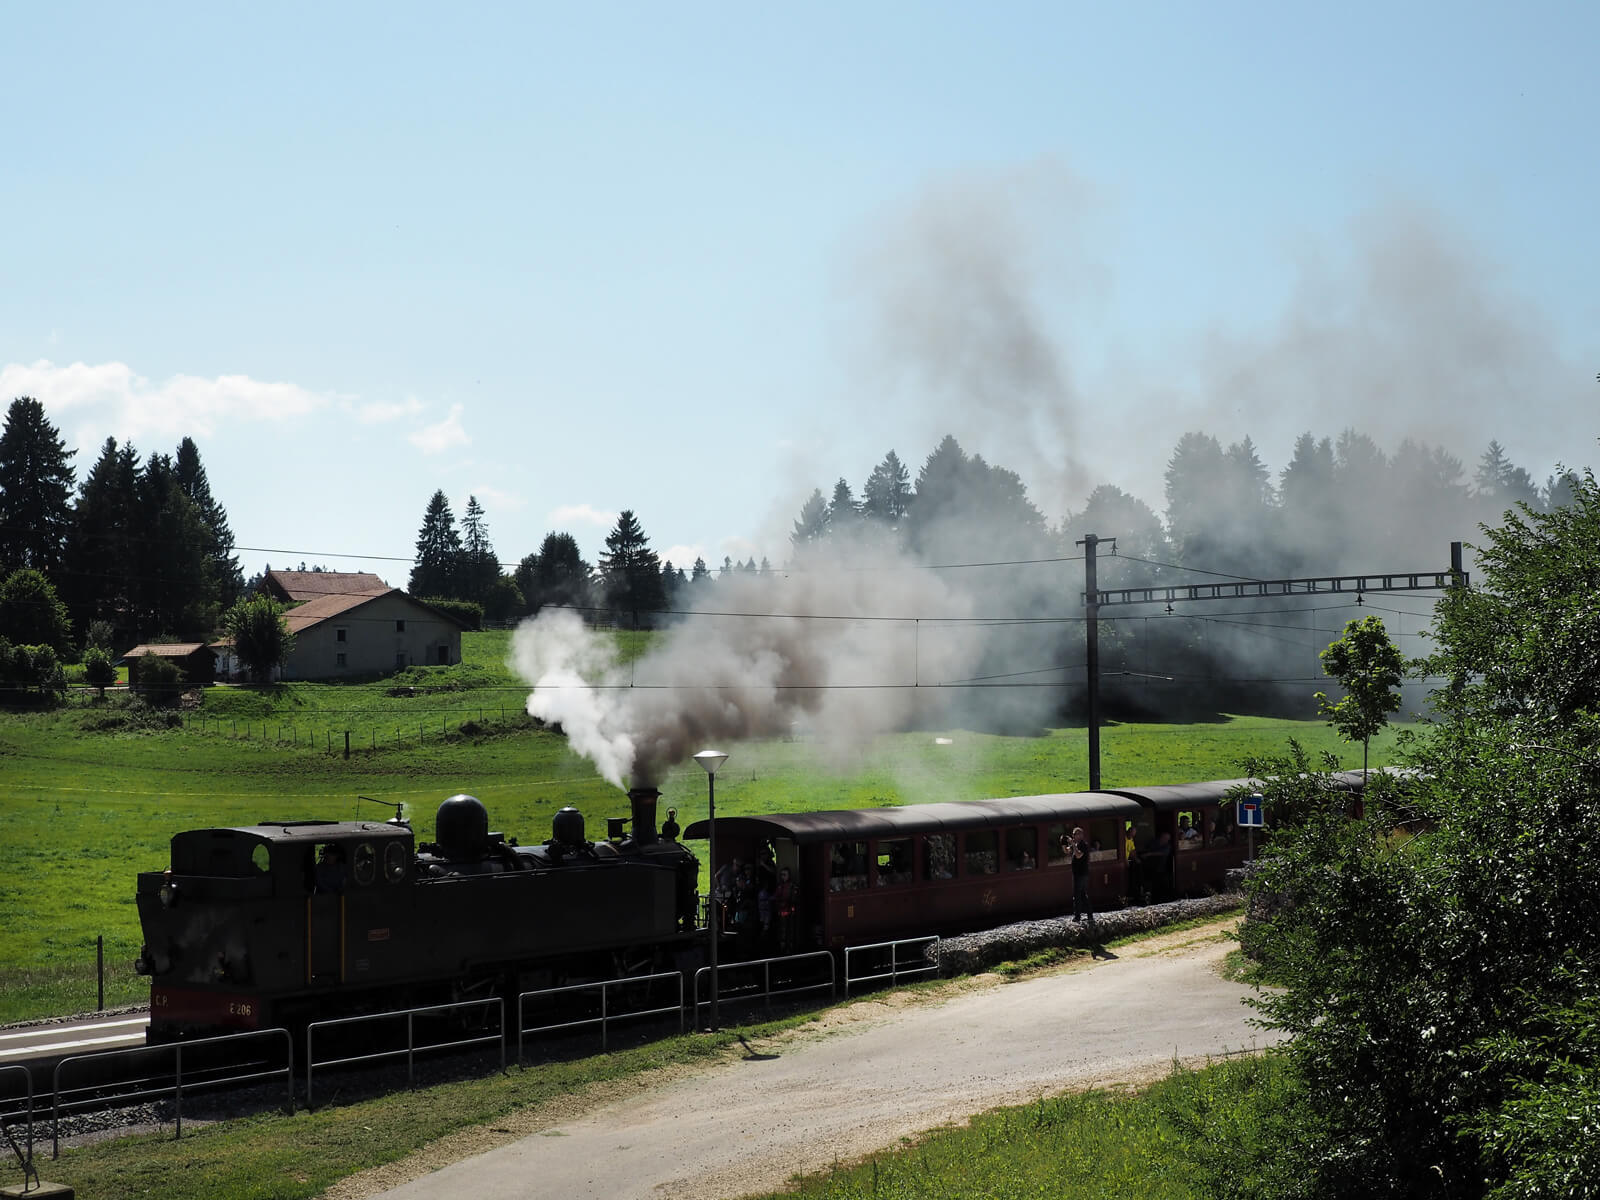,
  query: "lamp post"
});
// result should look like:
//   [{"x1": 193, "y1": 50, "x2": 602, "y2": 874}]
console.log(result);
[{"x1": 694, "y1": 748, "x2": 728, "y2": 1031}]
